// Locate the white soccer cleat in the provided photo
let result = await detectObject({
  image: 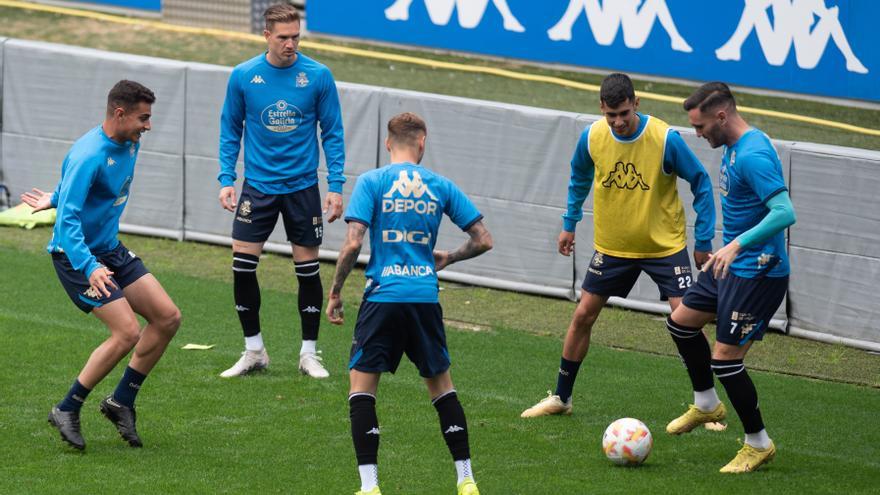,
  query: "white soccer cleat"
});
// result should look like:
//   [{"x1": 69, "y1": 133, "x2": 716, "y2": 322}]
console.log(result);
[
  {"x1": 520, "y1": 392, "x2": 572, "y2": 418},
  {"x1": 220, "y1": 348, "x2": 269, "y2": 378},
  {"x1": 299, "y1": 351, "x2": 330, "y2": 379}
]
